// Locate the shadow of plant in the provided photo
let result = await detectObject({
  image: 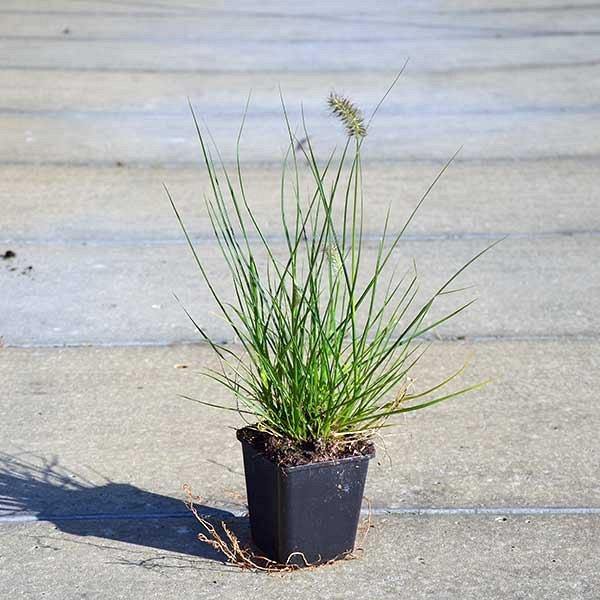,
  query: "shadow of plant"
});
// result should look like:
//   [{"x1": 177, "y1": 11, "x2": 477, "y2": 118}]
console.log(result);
[{"x1": 0, "y1": 451, "x2": 249, "y2": 565}]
